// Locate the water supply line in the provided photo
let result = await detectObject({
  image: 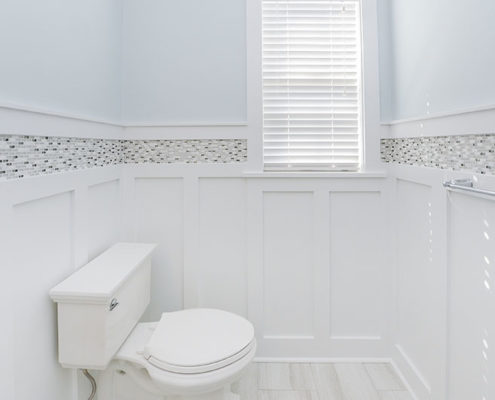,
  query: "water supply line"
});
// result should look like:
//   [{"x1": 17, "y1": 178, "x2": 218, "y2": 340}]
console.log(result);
[{"x1": 82, "y1": 369, "x2": 97, "y2": 400}]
